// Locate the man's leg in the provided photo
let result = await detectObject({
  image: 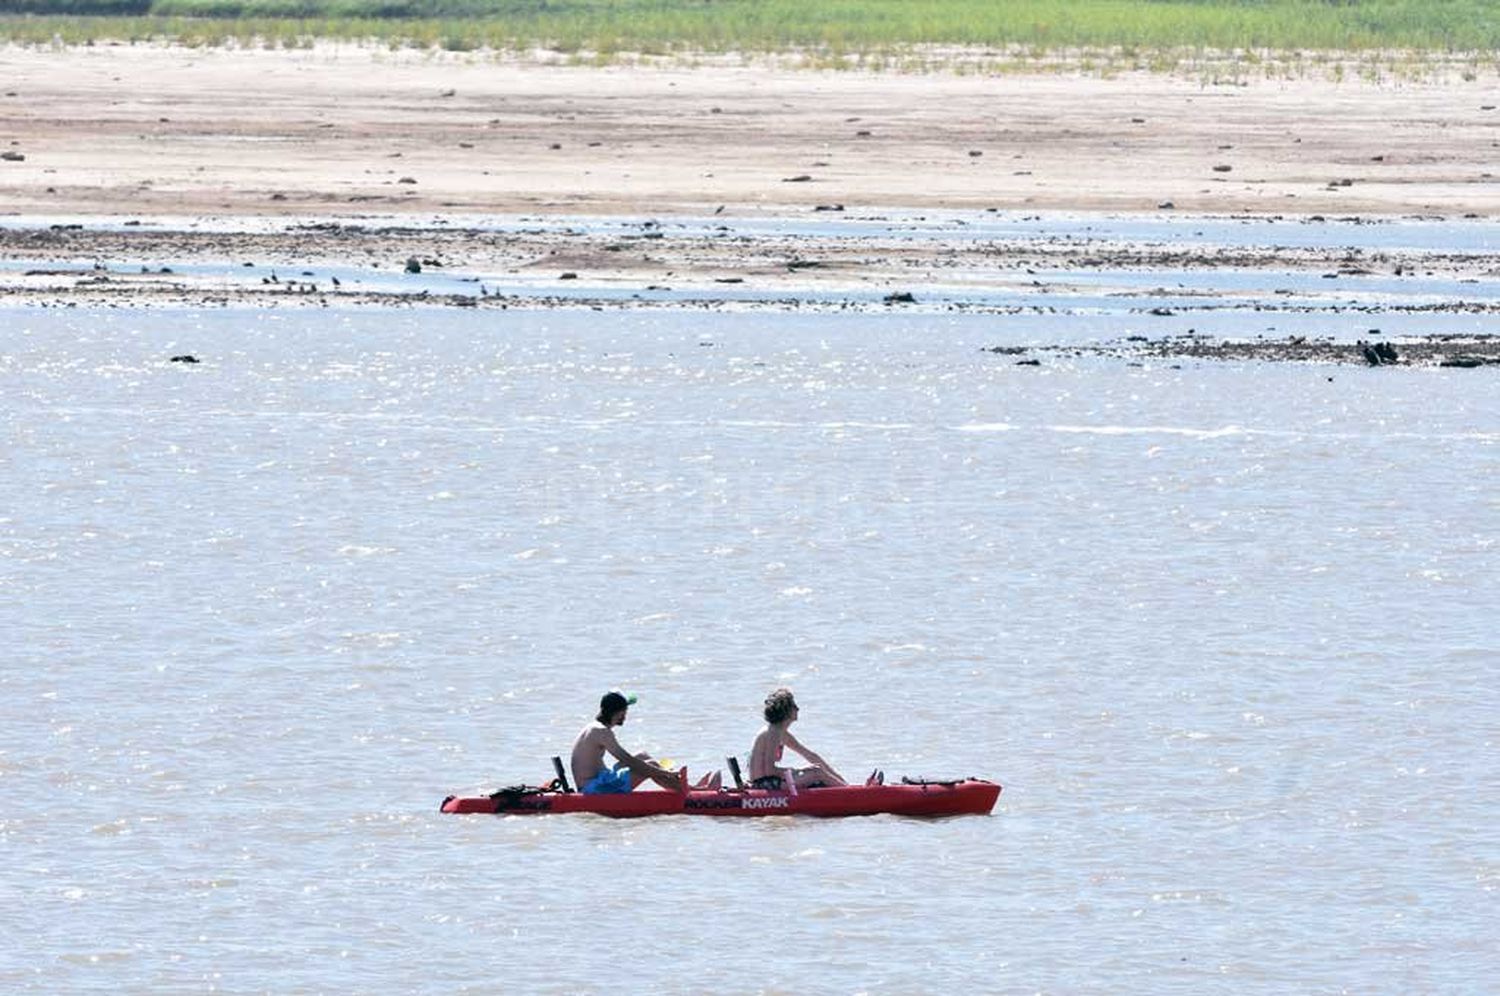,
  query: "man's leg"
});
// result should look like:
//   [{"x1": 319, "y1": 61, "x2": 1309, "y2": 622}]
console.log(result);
[{"x1": 626, "y1": 754, "x2": 683, "y2": 791}]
